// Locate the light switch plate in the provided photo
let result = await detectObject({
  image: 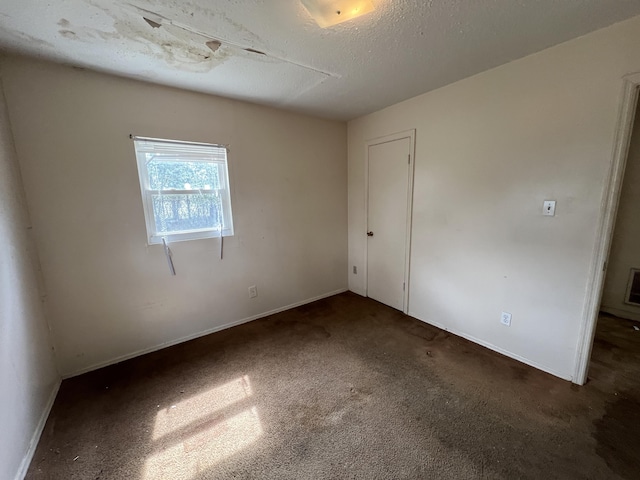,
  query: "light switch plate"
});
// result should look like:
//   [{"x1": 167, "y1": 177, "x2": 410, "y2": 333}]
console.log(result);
[{"x1": 543, "y1": 200, "x2": 556, "y2": 216}]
